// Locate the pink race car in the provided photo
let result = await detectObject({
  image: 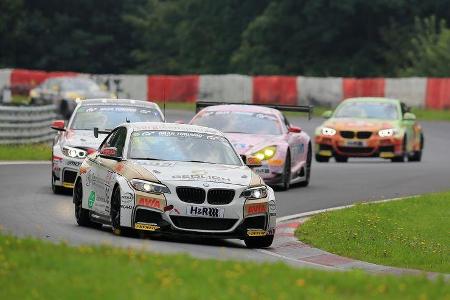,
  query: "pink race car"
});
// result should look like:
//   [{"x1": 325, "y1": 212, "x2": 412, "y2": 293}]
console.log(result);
[{"x1": 190, "y1": 102, "x2": 313, "y2": 190}]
